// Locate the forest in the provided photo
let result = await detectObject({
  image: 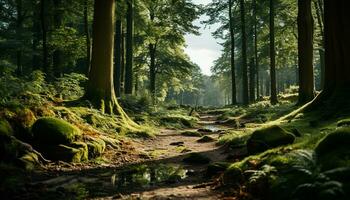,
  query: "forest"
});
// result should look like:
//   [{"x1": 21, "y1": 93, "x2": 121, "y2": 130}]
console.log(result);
[{"x1": 0, "y1": 0, "x2": 349, "y2": 199}]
